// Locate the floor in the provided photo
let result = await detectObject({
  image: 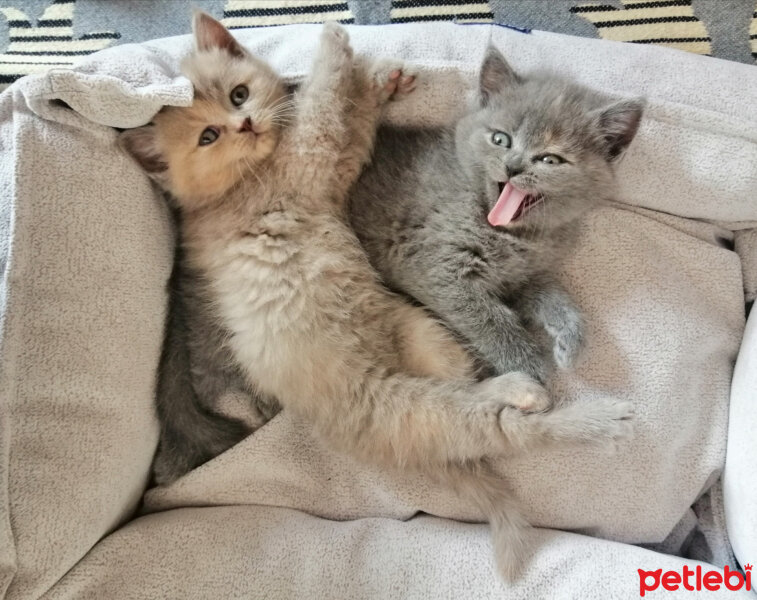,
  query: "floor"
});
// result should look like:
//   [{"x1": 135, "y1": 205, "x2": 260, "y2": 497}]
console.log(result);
[{"x1": 1, "y1": 0, "x2": 755, "y2": 89}]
